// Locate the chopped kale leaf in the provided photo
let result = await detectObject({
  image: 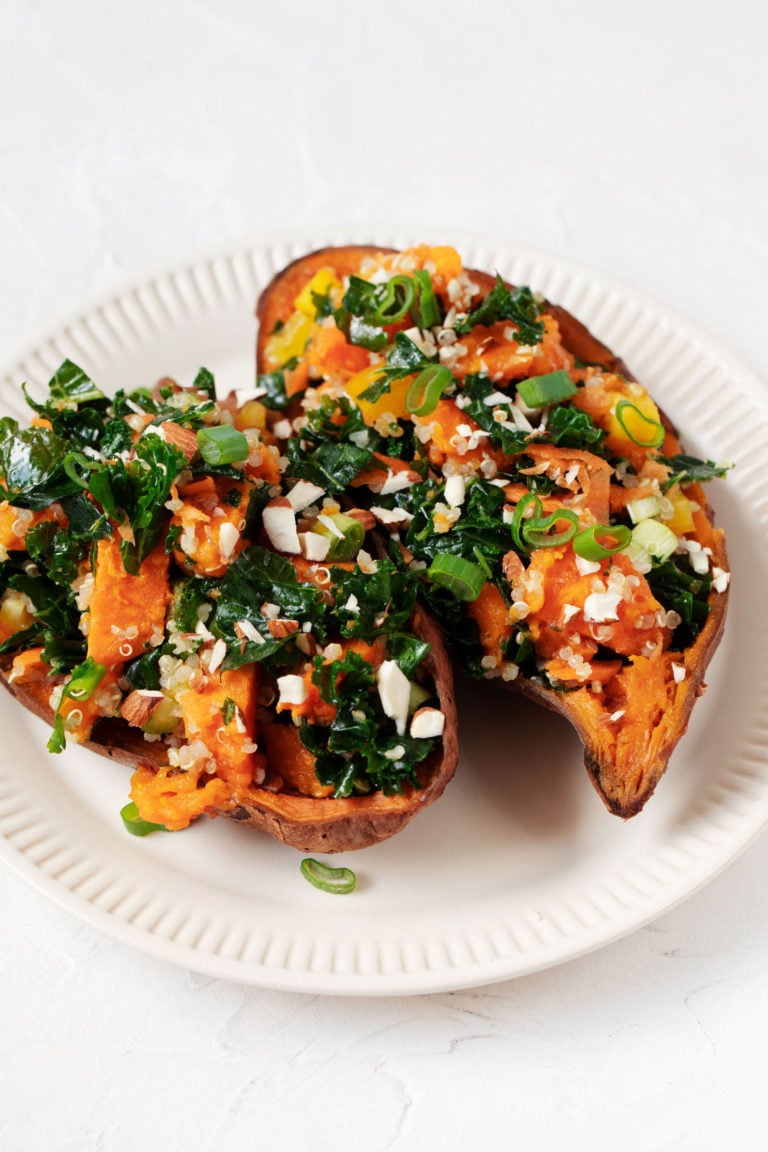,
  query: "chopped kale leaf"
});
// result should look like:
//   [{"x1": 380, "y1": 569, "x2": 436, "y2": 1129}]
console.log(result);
[
  {"x1": 213, "y1": 545, "x2": 327, "y2": 669},
  {"x1": 542, "y1": 405, "x2": 606, "y2": 451},
  {"x1": 0, "y1": 419, "x2": 82, "y2": 510},
  {"x1": 646, "y1": 556, "x2": 712, "y2": 649},
  {"x1": 656, "y1": 454, "x2": 734, "y2": 489},
  {"x1": 358, "y1": 334, "x2": 435, "y2": 404},
  {"x1": 453, "y1": 276, "x2": 544, "y2": 345},
  {"x1": 298, "y1": 650, "x2": 433, "y2": 796},
  {"x1": 87, "y1": 433, "x2": 186, "y2": 573},
  {"x1": 255, "y1": 369, "x2": 291, "y2": 411},
  {"x1": 330, "y1": 560, "x2": 419, "y2": 640}
]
